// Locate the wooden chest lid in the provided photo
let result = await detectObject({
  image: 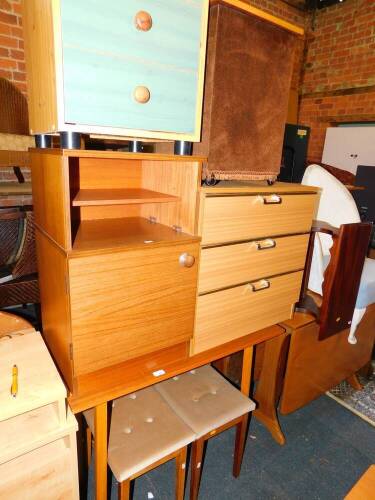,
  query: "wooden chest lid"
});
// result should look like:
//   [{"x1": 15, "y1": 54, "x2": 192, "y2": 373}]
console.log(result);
[{"x1": 0, "y1": 331, "x2": 66, "y2": 422}]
